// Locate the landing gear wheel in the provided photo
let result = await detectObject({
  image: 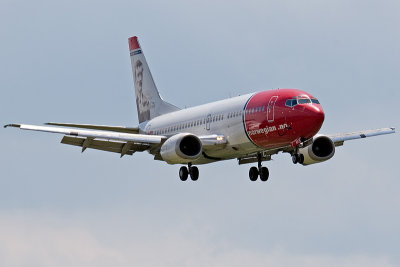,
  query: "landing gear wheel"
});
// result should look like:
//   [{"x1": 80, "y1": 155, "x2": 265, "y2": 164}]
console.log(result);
[
  {"x1": 249, "y1": 166, "x2": 259, "y2": 181},
  {"x1": 189, "y1": 166, "x2": 199, "y2": 181},
  {"x1": 179, "y1": 166, "x2": 188, "y2": 181},
  {"x1": 292, "y1": 153, "x2": 304, "y2": 164},
  {"x1": 292, "y1": 154, "x2": 298, "y2": 164},
  {"x1": 299, "y1": 154, "x2": 304, "y2": 164},
  {"x1": 259, "y1": 167, "x2": 269, "y2": 181}
]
